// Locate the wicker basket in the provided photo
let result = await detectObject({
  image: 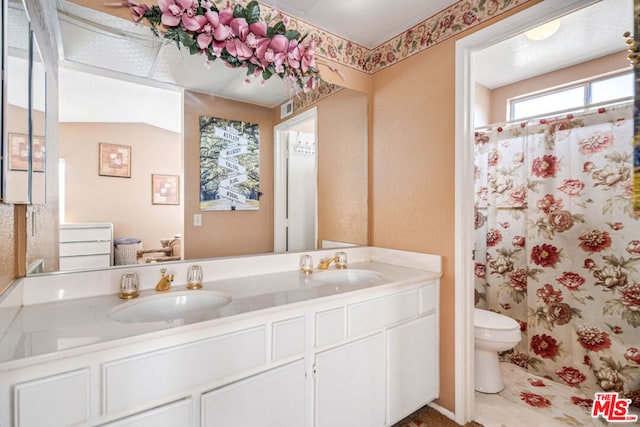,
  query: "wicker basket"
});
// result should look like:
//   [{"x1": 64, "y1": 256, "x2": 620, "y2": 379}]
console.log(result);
[{"x1": 114, "y1": 242, "x2": 142, "y2": 265}]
